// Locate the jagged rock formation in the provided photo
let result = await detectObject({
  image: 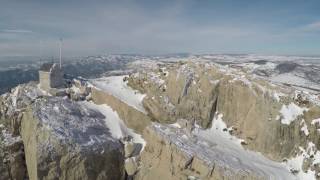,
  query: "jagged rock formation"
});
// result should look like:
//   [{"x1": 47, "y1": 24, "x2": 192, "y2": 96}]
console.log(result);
[
  {"x1": 127, "y1": 61, "x2": 320, "y2": 179},
  {"x1": 0, "y1": 82, "x2": 128, "y2": 180},
  {"x1": 0, "y1": 128, "x2": 26, "y2": 180},
  {"x1": 0, "y1": 82, "x2": 45, "y2": 180}
]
